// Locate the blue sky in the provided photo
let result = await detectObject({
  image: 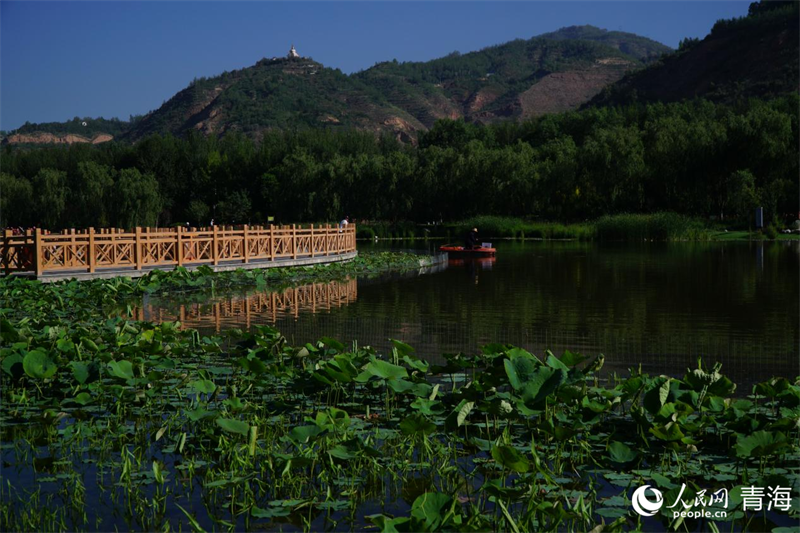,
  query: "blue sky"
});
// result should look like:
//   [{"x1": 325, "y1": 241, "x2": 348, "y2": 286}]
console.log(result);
[{"x1": 1, "y1": 1, "x2": 750, "y2": 131}]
